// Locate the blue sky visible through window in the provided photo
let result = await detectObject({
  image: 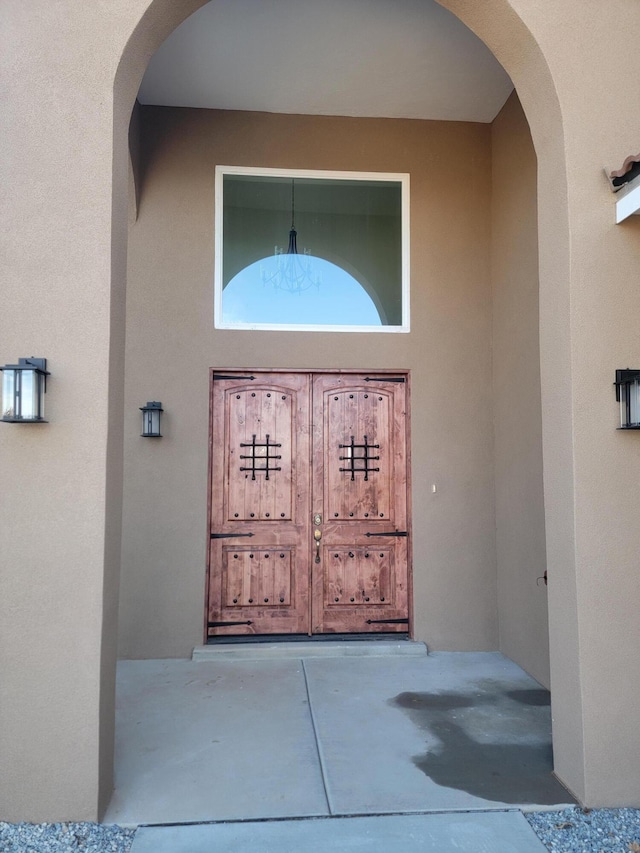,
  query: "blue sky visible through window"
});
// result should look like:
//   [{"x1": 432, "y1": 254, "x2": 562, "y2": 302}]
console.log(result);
[{"x1": 222, "y1": 255, "x2": 382, "y2": 327}]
